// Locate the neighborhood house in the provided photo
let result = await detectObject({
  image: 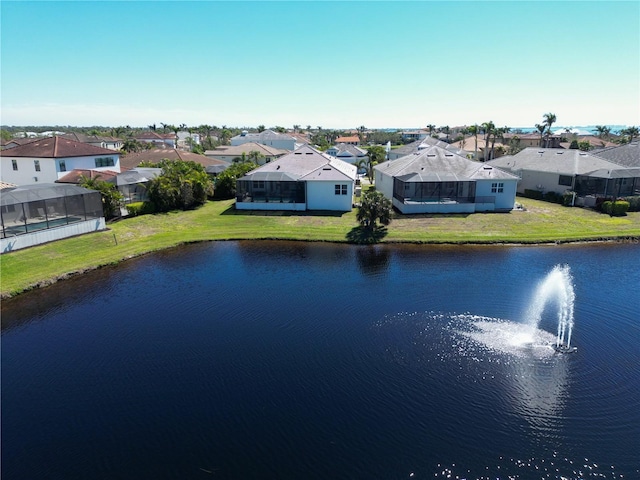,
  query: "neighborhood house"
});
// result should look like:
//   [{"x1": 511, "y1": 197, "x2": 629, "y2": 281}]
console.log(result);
[{"x1": 235, "y1": 145, "x2": 357, "y2": 211}]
